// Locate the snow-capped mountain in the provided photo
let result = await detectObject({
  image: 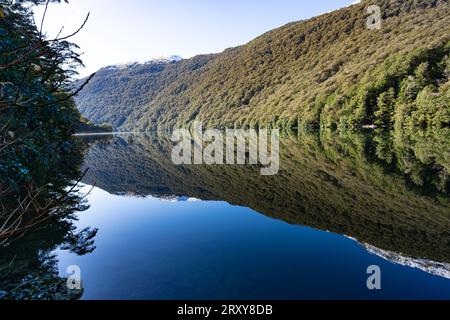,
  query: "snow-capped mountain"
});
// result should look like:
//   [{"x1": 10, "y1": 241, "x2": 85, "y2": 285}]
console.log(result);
[{"x1": 105, "y1": 55, "x2": 183, "y2": 71}]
